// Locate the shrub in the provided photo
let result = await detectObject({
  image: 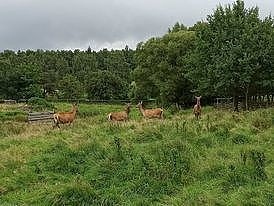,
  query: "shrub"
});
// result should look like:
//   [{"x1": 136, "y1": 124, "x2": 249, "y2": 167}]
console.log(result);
[
  {"x1": 28, "y1": 97, "x2": 54, "y2": 111},
  {"x1": 0, "y1": 111, "x2": 26, "y2": 122}
]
